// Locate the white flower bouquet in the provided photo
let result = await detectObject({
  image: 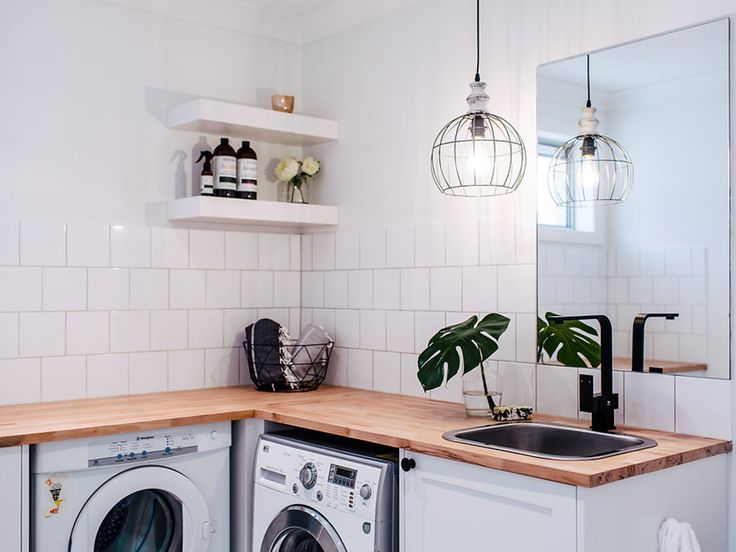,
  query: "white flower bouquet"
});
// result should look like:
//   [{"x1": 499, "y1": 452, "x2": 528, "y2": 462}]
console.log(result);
[{"x1": 275, "y1": 156, "x2": 320, "y2": 203}]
